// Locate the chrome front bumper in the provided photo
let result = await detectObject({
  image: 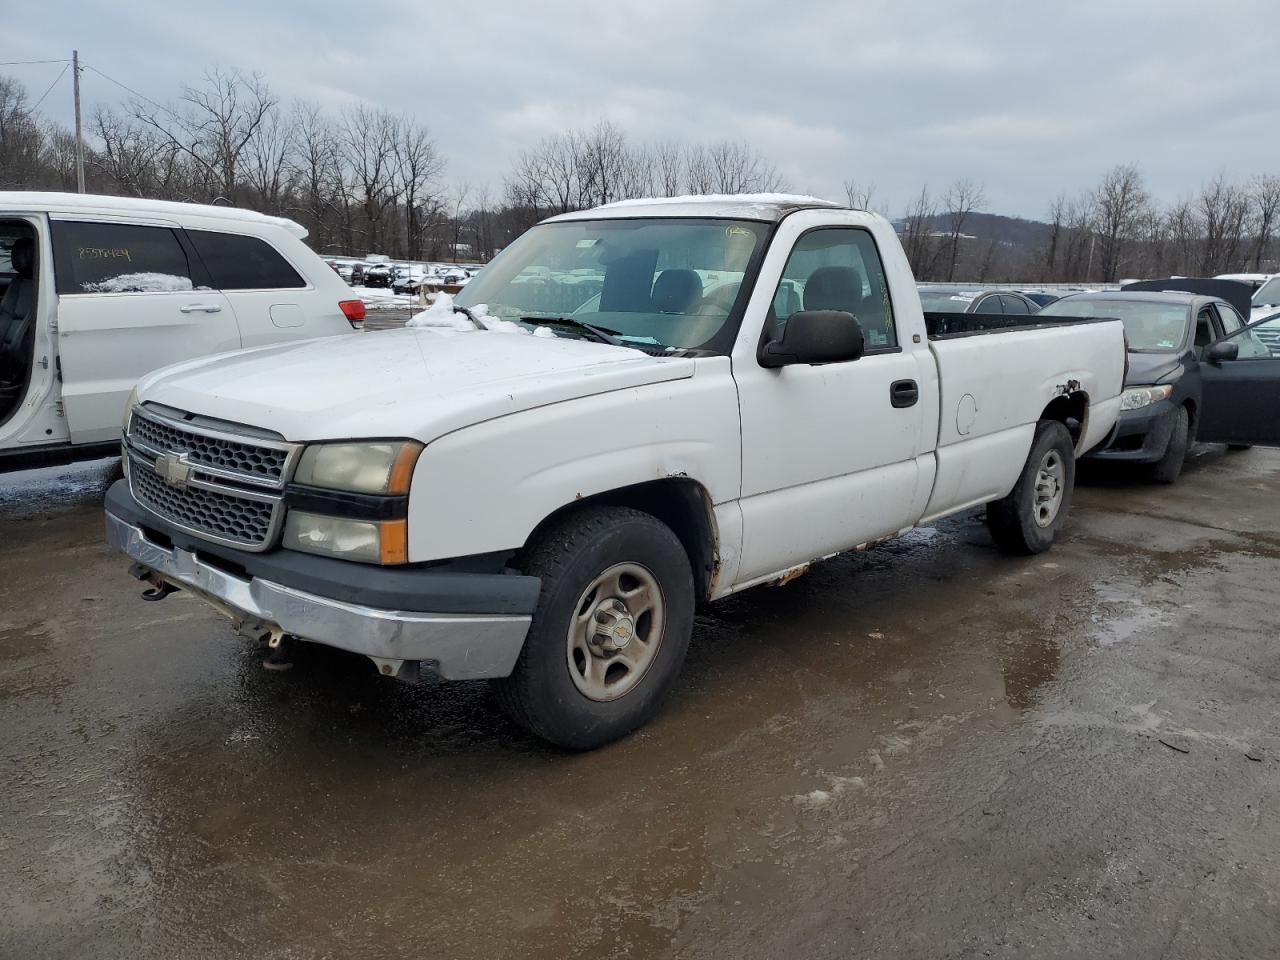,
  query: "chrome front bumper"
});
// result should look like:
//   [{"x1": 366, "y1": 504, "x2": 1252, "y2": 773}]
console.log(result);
[{"x1": 105, "y1": 512, "x2": 531, "y2": 680}]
